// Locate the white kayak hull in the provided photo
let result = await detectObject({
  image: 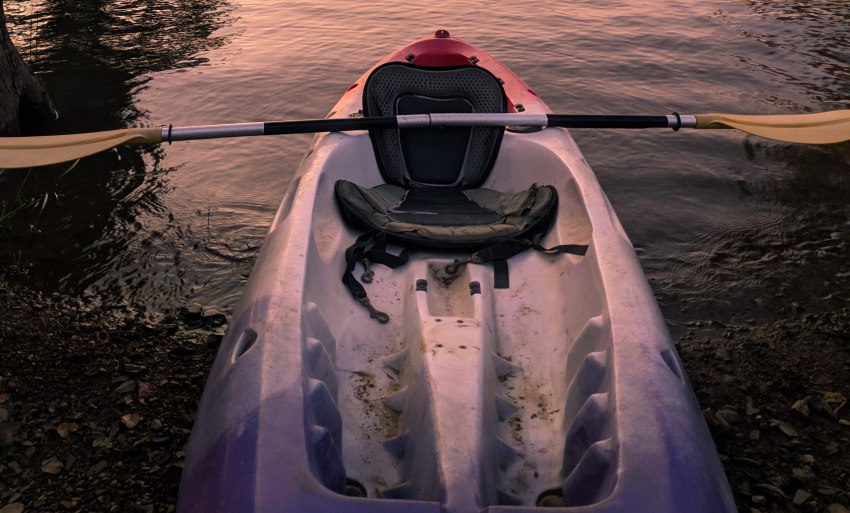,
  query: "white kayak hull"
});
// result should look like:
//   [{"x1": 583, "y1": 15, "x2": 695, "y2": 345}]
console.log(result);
[{"x1": 178, "y1": 32, "x2": 736, "y2": 513}]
